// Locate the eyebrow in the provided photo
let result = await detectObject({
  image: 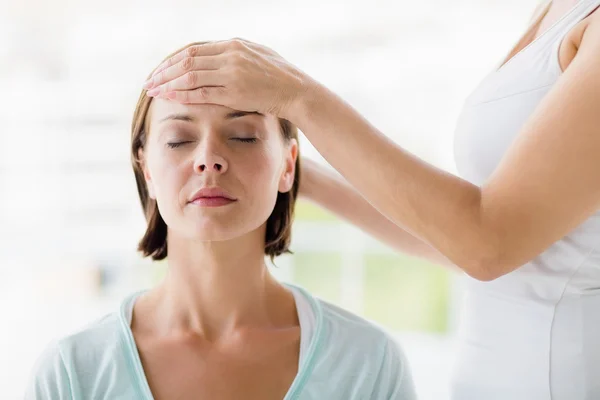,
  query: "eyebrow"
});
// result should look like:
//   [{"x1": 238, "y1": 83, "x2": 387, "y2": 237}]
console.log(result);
[
  {"x1": 225, "y1": 111, "x2": 264, "y2": 119},
  {"x1": 159, "y1": 111, "x2": 264, "y2": 124}
]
